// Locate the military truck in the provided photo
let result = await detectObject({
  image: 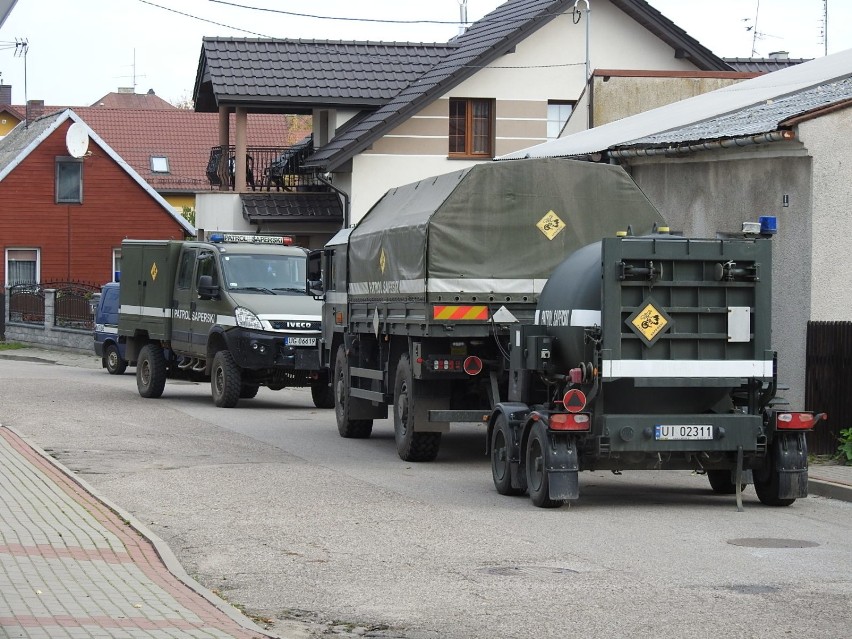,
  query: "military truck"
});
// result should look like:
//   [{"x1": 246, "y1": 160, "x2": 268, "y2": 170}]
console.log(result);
[
  {"x1": 314, "y1": 158, "x2": 821, "y2": 508},
  {"x1": 119, "y1": 234, "x2": 332, "y2": 408}
]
